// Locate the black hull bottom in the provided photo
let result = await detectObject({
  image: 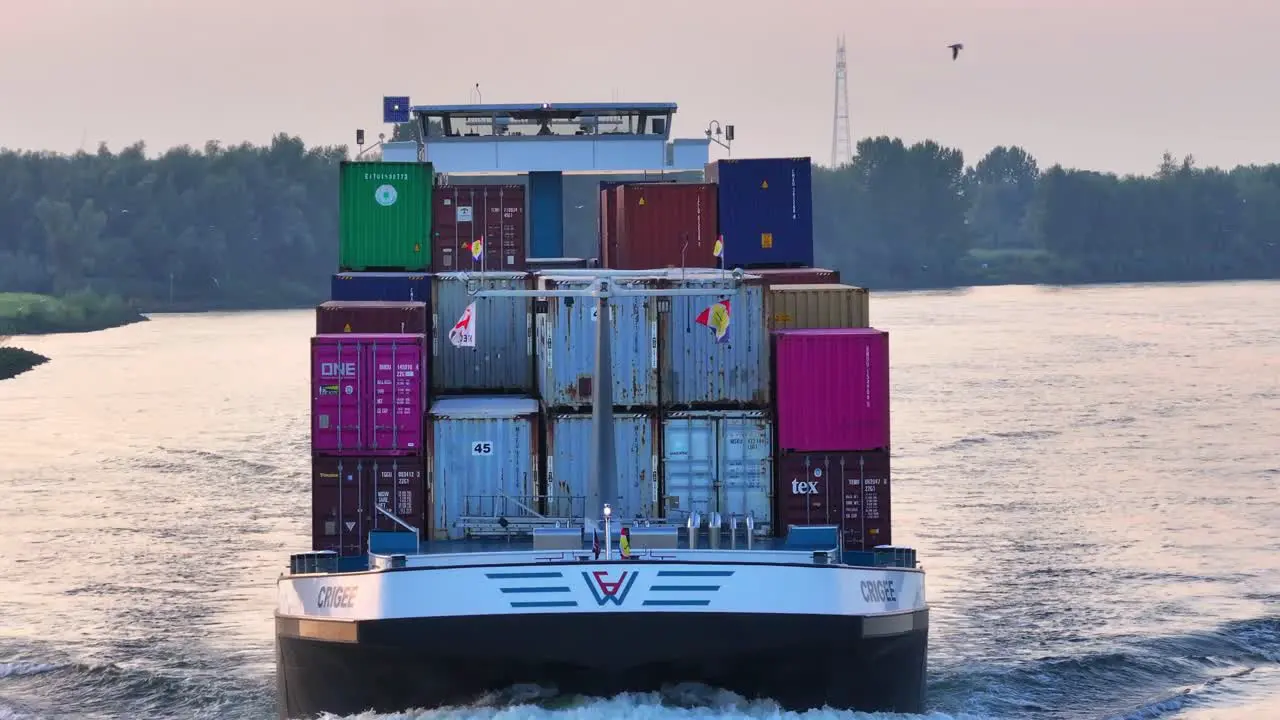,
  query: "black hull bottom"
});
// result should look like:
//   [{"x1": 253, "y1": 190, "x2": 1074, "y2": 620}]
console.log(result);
[{"x1": 276, "y1": 610, "x2": 929, "y2": 719}]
